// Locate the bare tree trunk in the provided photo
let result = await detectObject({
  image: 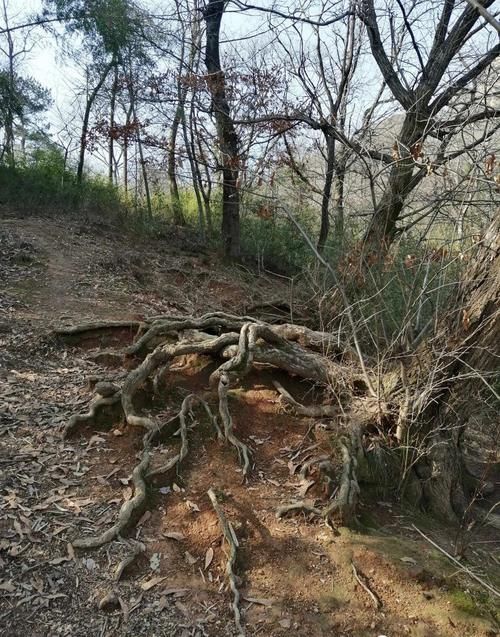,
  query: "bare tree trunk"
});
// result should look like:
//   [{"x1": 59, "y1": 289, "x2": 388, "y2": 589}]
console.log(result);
[
  {"x1": 167, "y1": 105, "x2": 185, "y2": 224},
  {"x1": 2, "y1": 0, "x2": 15, "y2": 165},
  {"x1": 77, "y1": 59, "x2": 114, "y2": 185},
  {"x1": 123, "y1": 103, "x2": 133, "y2": 194},
  {"x1": 108, "y1": 62, "x2": 118, "y2": 185},
  {"x1": 333, "y1": 154, "x2": 346, "y2": 242},
  {"x1": 362, "y1": 110, "x2": 425, "y2": 252},
  {"x1": 405, "y1": 212, "x2": 500, "y2": 521},
  {"x1": 203, "y1": 0, "x2": 240, "y2": 259},
  {"x1": 317, "y1": 133, "x2": 335, "y2": 252},
  {"x1": 126, "y1": 73, "x2": 152, "y2": 219}
]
